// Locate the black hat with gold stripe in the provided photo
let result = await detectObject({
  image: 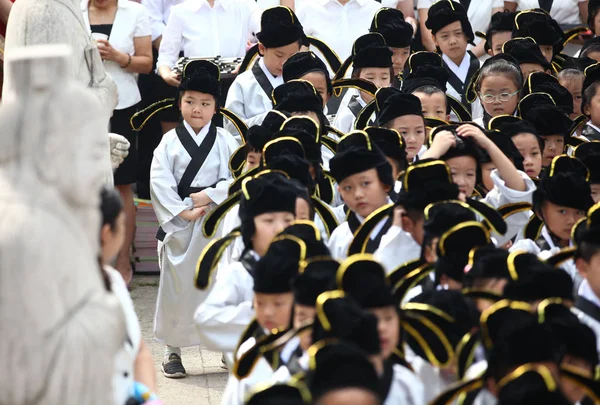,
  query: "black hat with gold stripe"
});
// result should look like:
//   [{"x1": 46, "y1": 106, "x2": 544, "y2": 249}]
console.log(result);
[
  {"x1": 337, "y1": 254, "x2": 397, "y2": 309},
  {"x1": 246, "y1": 381, "x2": 311, "y2": 405}
]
